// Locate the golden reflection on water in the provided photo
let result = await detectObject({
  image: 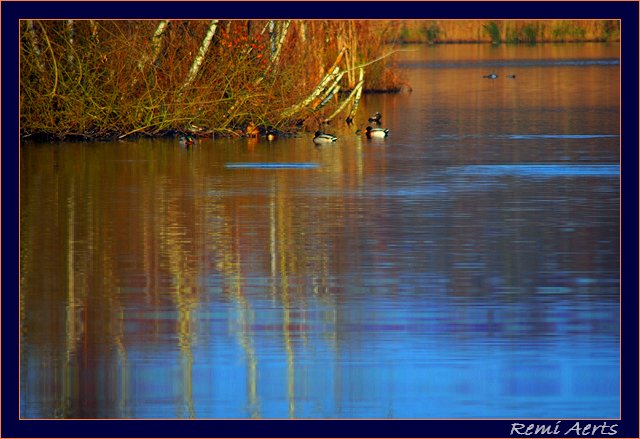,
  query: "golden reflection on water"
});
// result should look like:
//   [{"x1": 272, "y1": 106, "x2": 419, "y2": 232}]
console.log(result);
[{"x1": 21, "y1": 134, "x2": 368, "y2": 417}]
